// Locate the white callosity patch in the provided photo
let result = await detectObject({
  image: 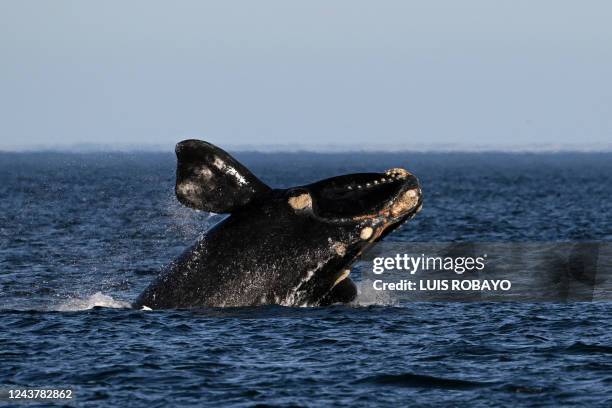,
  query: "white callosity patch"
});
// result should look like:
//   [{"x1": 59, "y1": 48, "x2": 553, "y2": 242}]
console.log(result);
[
  {"x1": 385, "y1": 168, "x2": 411, "y2": 179},
  {"x1": 390, "y1": 188, "x2": 420, "y2": 217},
  {"x1": 360, "y1": 226, "x2": 374, "y2": 240},
  {"x1": 288, "y1": 193, "x2": 312, "y2": 211},
  {"x1": 348, "y1": 168, "x2": 410, "y2": 190},
  {"x1": 212, "y1": 156, "x2": 247, "y2": 186}
]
